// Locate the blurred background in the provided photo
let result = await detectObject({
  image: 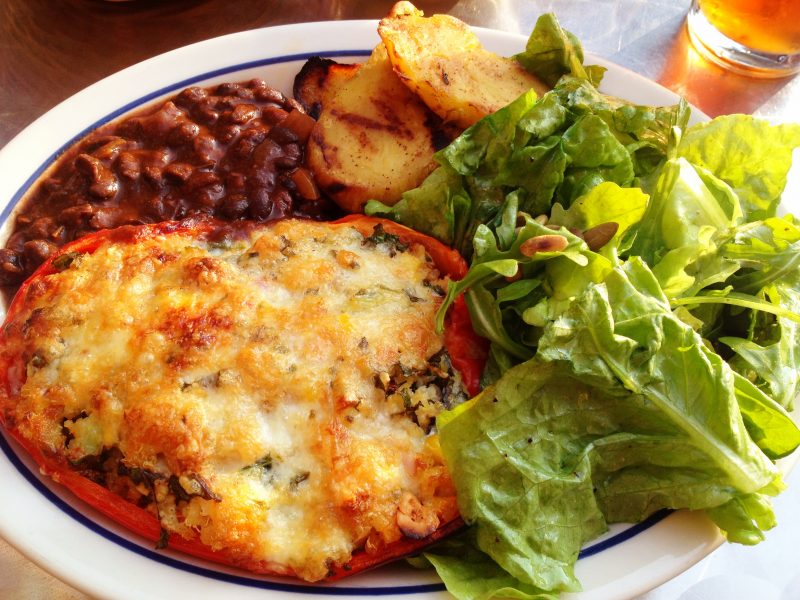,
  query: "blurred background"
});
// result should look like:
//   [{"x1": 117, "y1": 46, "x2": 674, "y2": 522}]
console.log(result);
[{"x1": 1, "y1": 0, "x2": 798, "y2": 148}]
